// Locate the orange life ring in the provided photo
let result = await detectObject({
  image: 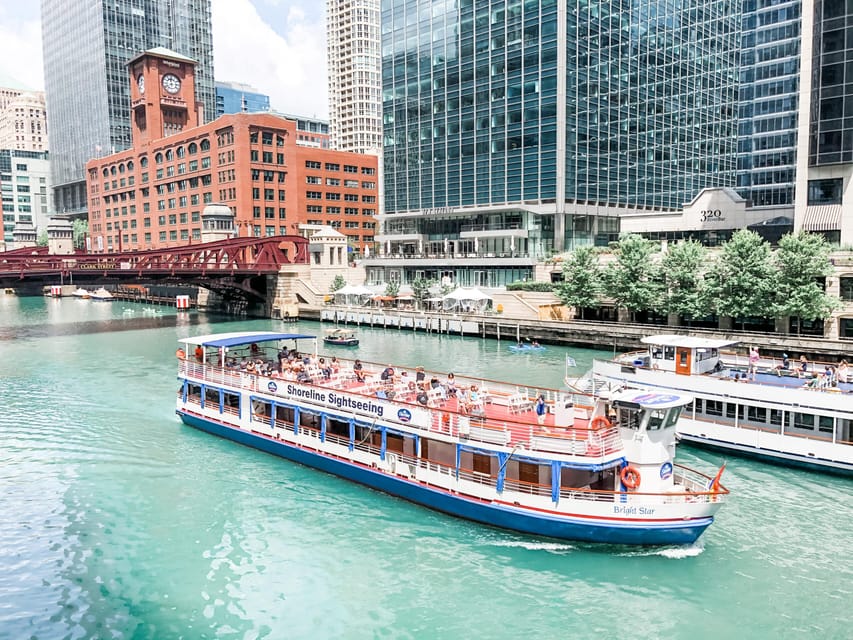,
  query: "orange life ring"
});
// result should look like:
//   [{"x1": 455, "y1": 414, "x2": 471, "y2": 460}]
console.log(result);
[
  {"x1": 590, "y1": 416, "x2": 611, "y2": 430},
  {"x1": 621, "y1": 465, "x2": 641, "y2": 490},
  {"x1": 176, "y1": 348, "x2": 186, "y2": 359}
]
